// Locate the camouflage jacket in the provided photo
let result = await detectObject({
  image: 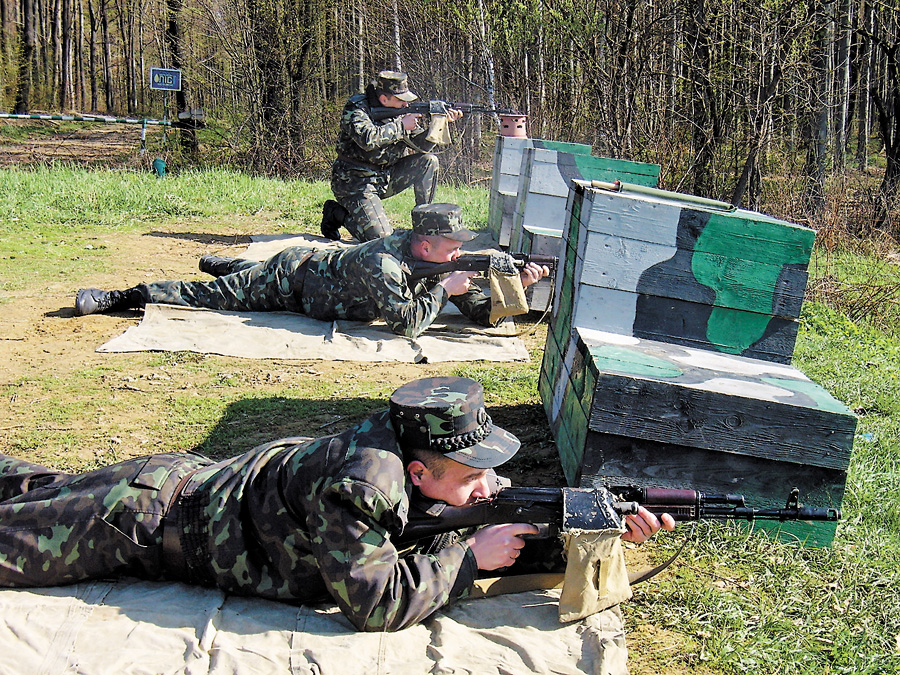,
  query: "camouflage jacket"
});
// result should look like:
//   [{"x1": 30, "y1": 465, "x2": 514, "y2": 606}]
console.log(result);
[
  {"x1": 334, "y1": 91, "x2": 433, "y2": 169},
  {"x1": 181, "y1": 409, "x2": 477, "y2": 632},
  {"x1": 301, "y1": 230, "x2": 494, "y2": 338}
]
